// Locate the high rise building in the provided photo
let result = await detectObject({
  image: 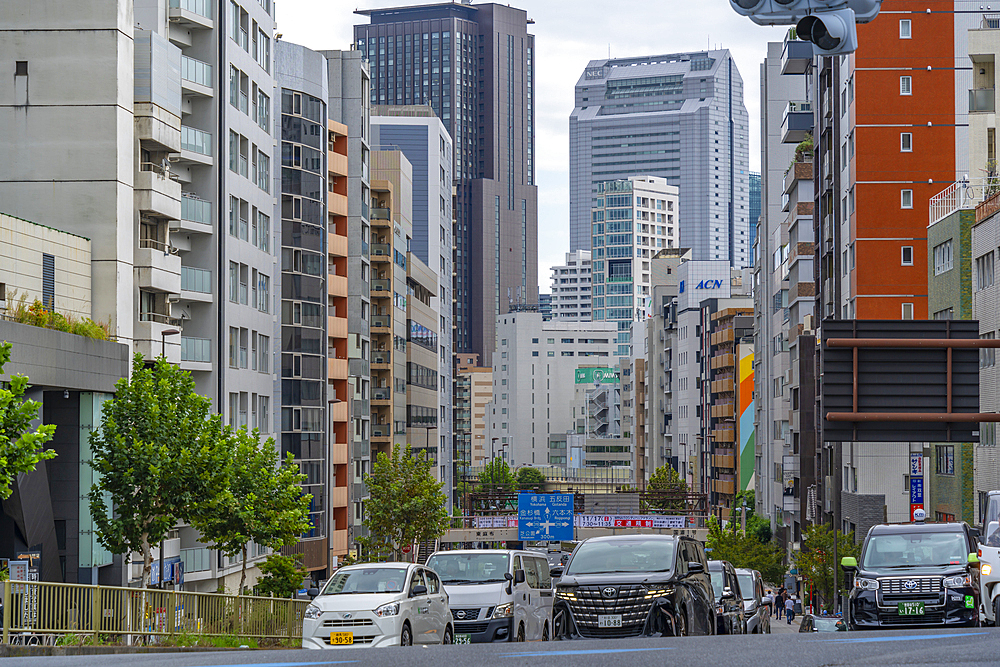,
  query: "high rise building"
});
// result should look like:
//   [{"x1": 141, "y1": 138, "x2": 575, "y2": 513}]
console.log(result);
[
  {"x1": 748, "y1": 171, "x2": 761, "y2": 259},
  {"x1": 569, "y1": 51, "x2": 750, "y2": 268},
  {"x1": 455, "y1": 354, "x2": 493, "y2": 475},
  {"x1": 354, "y1": 2, "x2": 539, "y2": 364},
  {"x1": 590, "y1": 176, "x2": 679, "y2": 356},
  {"x1": 548, "y1": 250, "x2": 592, "y2": 321}
]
